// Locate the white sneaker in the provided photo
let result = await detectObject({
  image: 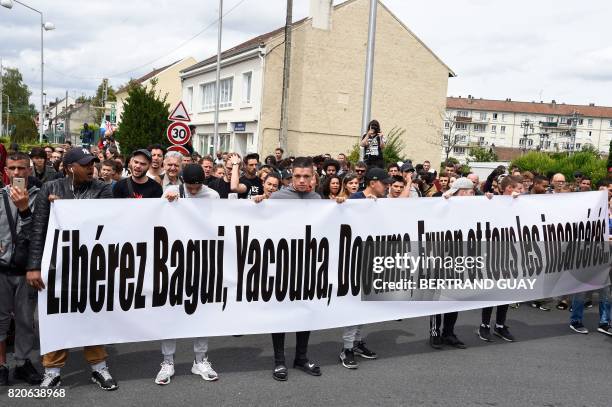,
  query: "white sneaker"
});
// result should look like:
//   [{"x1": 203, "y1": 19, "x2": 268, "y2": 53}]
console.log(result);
[
  {"x1": 155, "y1": 361, "x2": 175, "y2": 385},
  {"x1": 191, "y1": 359, "x2": 218, "y2": 381}
]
